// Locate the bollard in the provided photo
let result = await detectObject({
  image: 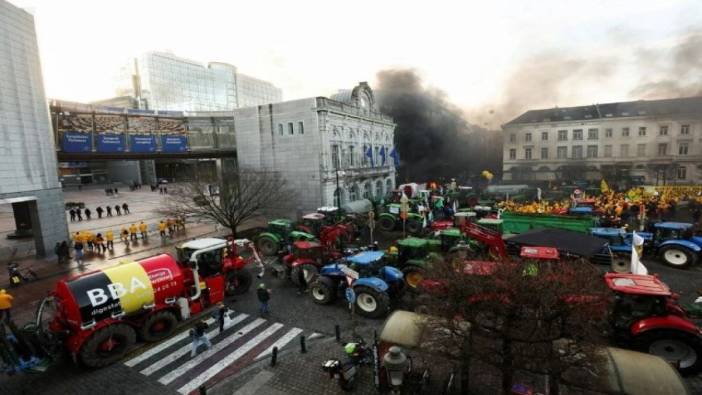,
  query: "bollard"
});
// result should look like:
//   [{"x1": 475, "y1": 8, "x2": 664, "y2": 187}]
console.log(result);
[
  {"x1": 271, "y1": 346, "x2": 278, "y2": 367},
  {"x1": 300, "y1": 335, "x2": 307, "y2": 353},
  {"x1": 198, "y1": 385, "x2": 207, "y2": 395},
  {"x1": 335, "y1": 324, "x2": 341, "y2": 342}
]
